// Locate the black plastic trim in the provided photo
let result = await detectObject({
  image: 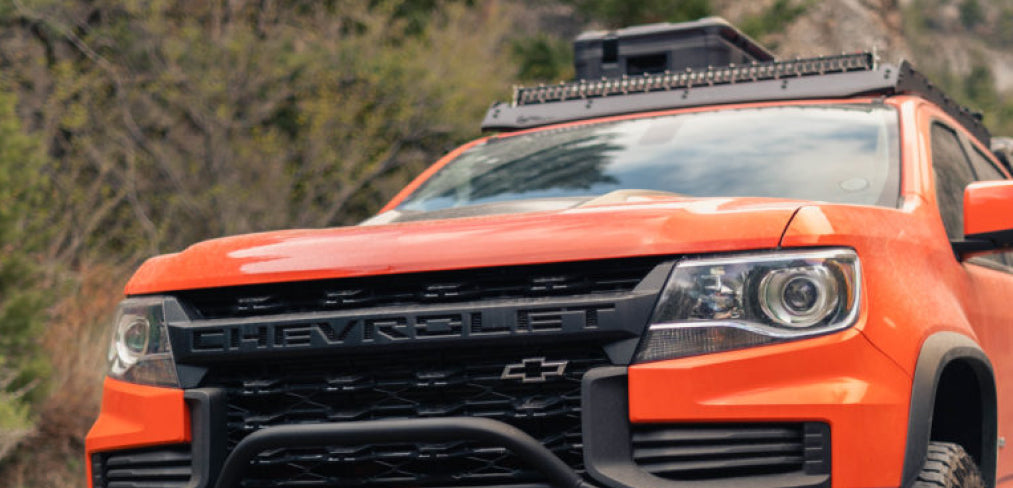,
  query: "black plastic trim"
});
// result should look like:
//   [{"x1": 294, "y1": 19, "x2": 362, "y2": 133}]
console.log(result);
[
  {"x1": 183, "y1": 389, "x2": 227, "y2": 488},
  {"x1": 173, "y1": 256, "x2": 668, "y2": 319},
  {"x1": 953, "y1": 238, "x2": 997, "y2": 258},
  {"x1": 166, "y1": 260, "x2": 674, "y2": 366},
  {"x1": 966, "y1": 229, "x2": 1013, "y2": 249},
  {"x1": 211, "y1": 417, "x2": 595, "y2": 488},
  {"x1": 581, "y1": 367, "x2": 645, "y2": 488},
  {"x1": 176, "y1": 364, "x2": 209, "y2": 389},
  {"x1": 170, "y1": 294, "x2": 658, "y2": 364},
  {"x1": 902, "y1": 332, "x2": 997, "y2": 488},
  {"x1": 91, "y1": 444, "x2": 193, "y2": 488}
]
